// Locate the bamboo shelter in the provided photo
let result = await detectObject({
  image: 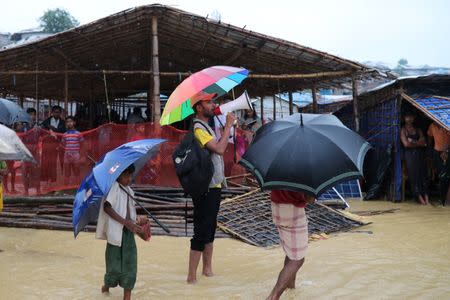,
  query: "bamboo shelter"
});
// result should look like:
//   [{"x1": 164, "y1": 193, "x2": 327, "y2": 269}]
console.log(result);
[
  {"x1": 334, "y1": 74, "x2": 450, "y2": 201},
  {"x1": 0, "y1": 4, "x2": 381, "y2": 127}
]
